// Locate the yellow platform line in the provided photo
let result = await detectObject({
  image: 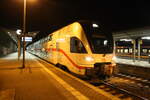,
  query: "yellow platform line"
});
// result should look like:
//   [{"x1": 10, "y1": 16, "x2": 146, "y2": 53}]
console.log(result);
[
  {"x1": 49, "y1": 64, "x2": 121, "y2": 100},
  {"x1": 34, "y1": 58, "x2": 89, "y2": 100}
]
